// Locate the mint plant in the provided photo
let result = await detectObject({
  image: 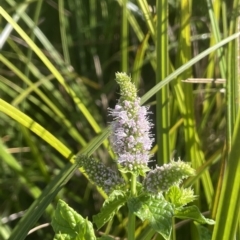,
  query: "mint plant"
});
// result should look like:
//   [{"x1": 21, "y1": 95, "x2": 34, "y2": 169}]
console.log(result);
[{"x1": 51, "y1": 72, "x2": 214, "y2": 240}]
